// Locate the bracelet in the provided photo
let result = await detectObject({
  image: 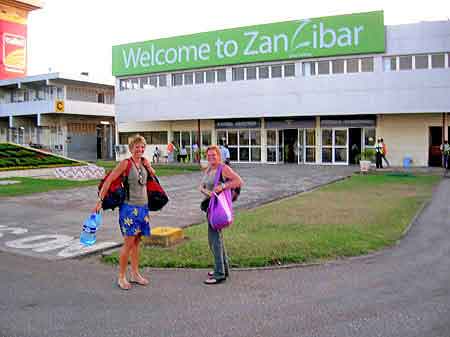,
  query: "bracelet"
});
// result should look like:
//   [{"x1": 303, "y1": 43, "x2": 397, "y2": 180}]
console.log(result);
[{"x1": 221, "y1": 183, "x2": 226, "y2": 189}]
